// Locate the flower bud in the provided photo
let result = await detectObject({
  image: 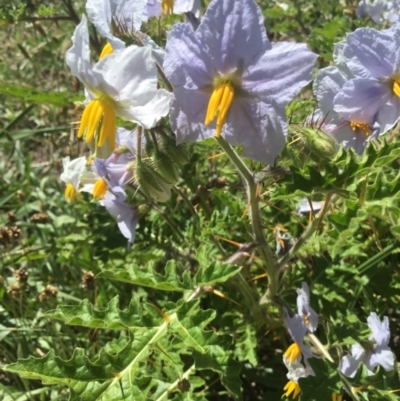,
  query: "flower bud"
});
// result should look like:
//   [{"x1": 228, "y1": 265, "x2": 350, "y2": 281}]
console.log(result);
[
  {"x1": 135, "y1": 160, "x2": 171, "y2": 202},
  {"x1": 294, "y1": 126, "x2": 338, "y2": 161},
  {"x1": 153, "y1": 149, "x2": 179, "y2": 185}
]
